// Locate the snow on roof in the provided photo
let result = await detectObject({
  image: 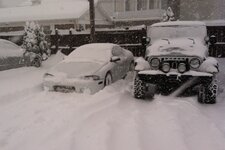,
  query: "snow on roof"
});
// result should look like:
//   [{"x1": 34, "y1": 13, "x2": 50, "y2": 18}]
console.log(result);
[
  {"x1": 0, "y1": 0, "x2": 96, "y2": 23},
  {"x1": 152, "y1": 21, "x2": 206, "y2": 27},
  {"x1": 68, "y1": 43, "x2": 116, "y2": 62},
  {"x1": 204, "y1": 20, "x2": 225, "y2": 27}
]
